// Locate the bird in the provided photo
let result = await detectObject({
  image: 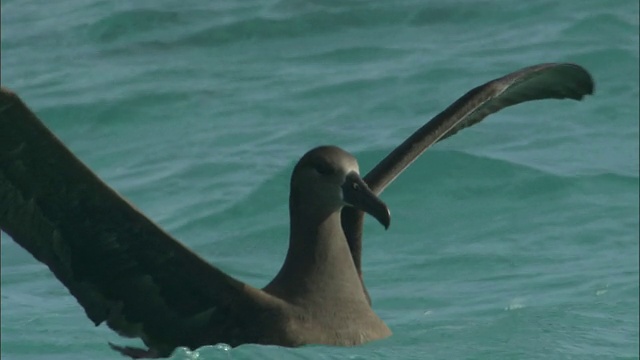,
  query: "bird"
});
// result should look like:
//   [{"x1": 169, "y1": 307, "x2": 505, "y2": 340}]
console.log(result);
[{"x1": 0, "y1": 63, "x2": 594, "y2": 358}]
